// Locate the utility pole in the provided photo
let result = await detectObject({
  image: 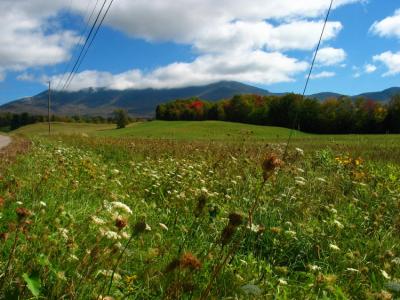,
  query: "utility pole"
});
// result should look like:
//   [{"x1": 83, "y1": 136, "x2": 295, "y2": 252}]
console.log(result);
[{"x1": 48, "y1": 81, "x2": 51, "y2": 135}]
